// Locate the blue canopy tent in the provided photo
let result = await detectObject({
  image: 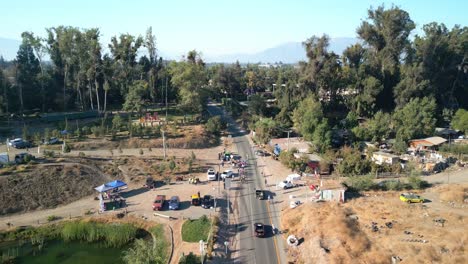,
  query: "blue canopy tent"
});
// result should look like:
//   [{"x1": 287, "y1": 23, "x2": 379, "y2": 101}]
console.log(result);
[
  {"x1": 94, "y1": 180, "x2": 127, "y2": 193},
  {"x1": 106, "y1": 180, "x2": 127, "y2": 189}
]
